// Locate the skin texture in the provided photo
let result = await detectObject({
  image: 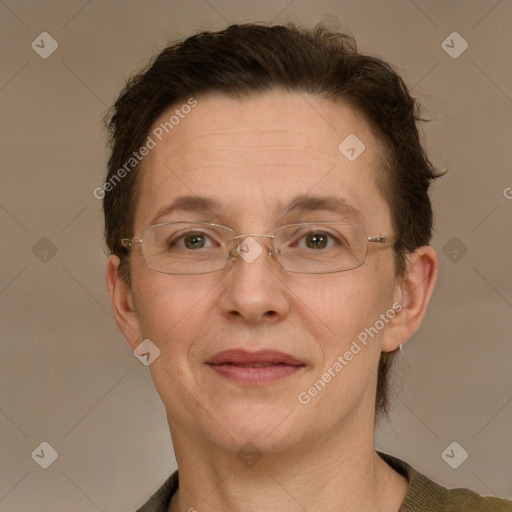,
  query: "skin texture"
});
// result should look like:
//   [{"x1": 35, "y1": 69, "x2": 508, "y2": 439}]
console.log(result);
[{"x1": 107, "y1": 91, "x2": 438, "y2": 512}]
